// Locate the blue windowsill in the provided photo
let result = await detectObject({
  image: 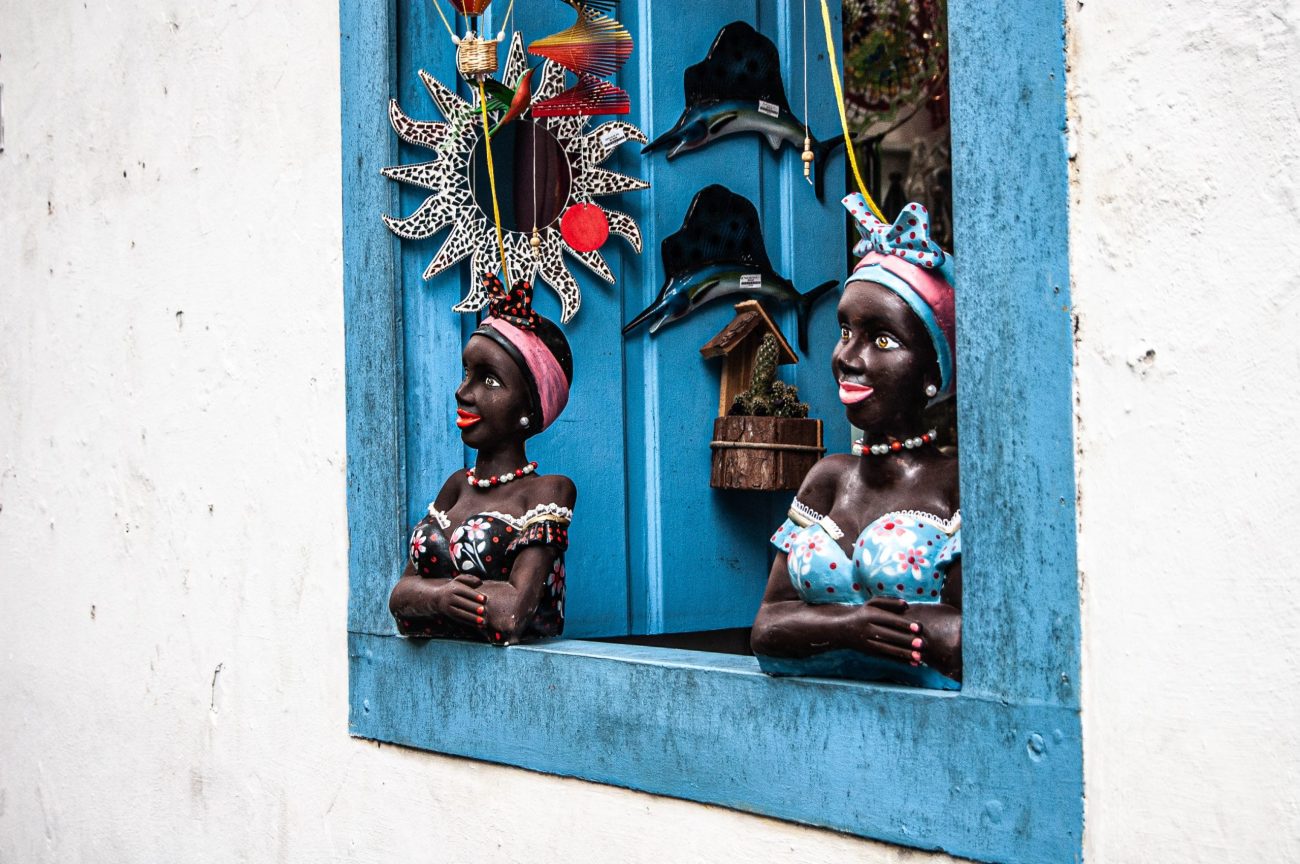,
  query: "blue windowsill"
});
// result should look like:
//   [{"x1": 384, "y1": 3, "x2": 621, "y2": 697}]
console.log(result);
[{"x1": 349, "y1": 631, "x2": 1079, "y2": 863}]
